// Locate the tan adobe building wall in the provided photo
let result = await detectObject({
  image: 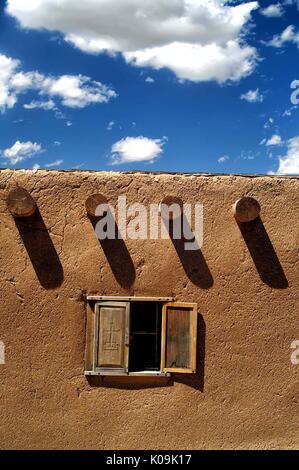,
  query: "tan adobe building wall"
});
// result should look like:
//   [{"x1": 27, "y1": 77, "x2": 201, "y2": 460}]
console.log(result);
[{"x1": 0, "y1": 169, "x2": 298, "y2": 449}]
